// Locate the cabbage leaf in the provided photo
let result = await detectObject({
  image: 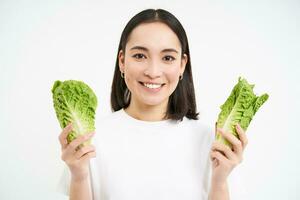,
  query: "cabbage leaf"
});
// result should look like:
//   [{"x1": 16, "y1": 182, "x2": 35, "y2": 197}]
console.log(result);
[{"x1": 52, "y1": 80, "x2": 97, "y2": 145}]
